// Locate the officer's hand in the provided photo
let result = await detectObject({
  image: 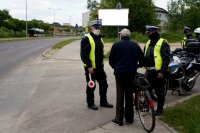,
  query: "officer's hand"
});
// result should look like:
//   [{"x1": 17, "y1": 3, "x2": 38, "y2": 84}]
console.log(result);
[
  {"x1": 157, "y1": 72, "x2": 164, "y2": 78},
  {"x1": 88, "y1": 68, "x2": 94, "y2": 75}
]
